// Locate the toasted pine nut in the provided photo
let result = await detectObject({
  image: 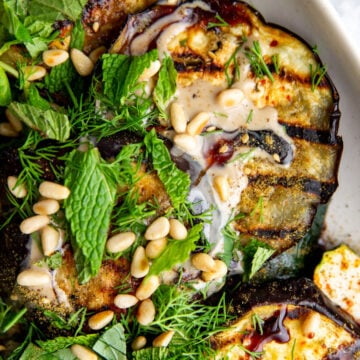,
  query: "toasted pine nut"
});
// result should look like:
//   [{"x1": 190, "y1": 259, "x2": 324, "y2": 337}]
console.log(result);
[
  {"x1": 92, "y1": 21, "x2": 100, "y2": 33},
  {"x1": 135, "y1": 275, "x2": 160, "y2": 300},
  {"x1": 170, "y1": 102, "x2": 187, "y2": 133},
  {"x1": 7, "y1": 176, "x2": 27, "y2": 198},
  {"x1": 106, "y1": 232, "x2": 136, "y2": 253},
  {"x1": 131, "y1": 336, "x2": 147, "y2": 350},
  {"x1": 201, "y1": 259, "x2": 228, "y2": 282},
  {"x1": 186, "y1": 112, "x2": 210, "y2": 136},
  {"x1": 144, "y1": 217, "x2": 170, "y2": 241},
  {"x1": 191, "y1": 253, "x2": 216, "y2": 272},
  {"x1": 20, "y1": 215, "x2": 50, "y2": 234},
  {"x1": 153, "y1": 330, "x2": 175, "y2": 347},
  {"x1": 131, "y1": 246, "x2": 150, "y2": 278},
  {"x1": 136, "y1": 299, "x2": 156, "y2": 326},
  {"x1": 5, "y1": 109, "x2": 23, "y2": 132},
  {"x1": 23, "y1": 65, "x2": 46, "y2": 81},
  {"x1": 138, "y1": 60, "x2": 161, "y2": 81},
  {"x1": 241, "y1": 133, "x2": 249, "y2": 144},
  {"x1": 213, "y1": 175, "x2": 229, "y2": 201},
  {"x1": 17, "y1": 268, "x2": 51, "y2": 287},
  {"x1": 302, "y1": 311, "x2": 321, "y2": 339},
  {"x1": 145, "y1": 237, "x2": 168, "y2": 259},
  {"x1": 0, "y1": 345, "x2": 6, "y2": 351},
  {"x1": 114, "y1": 294, "x2": 139, "y2": 309},
  {"x1": 33, "y1": 199, "x2": 60, "y2": 215},
  {"x1": 70, "y1": 48, "x2": 95, "y2": 76},
  {"x1": 42, "y1": 49, "x2": 69, "y2": 67},
  {"x1": 169, "y1": 219, "x2": 187, "y2": 240},
  {"x1": 173, "y1": 134, "x2": 197, "y2": 153},
  {"x1": 217, "y1": 88, "x2": 244, "y2": 108},
  {"x1": 88, "y1": 310, "x2": 114, "y2": 330},
  {"x1": 41, "y1": 225, "x2": 60, "y2": 256},
  {"x1": 38, "y1": 181, "x2": 70, "y2": 200},
  {"x1": 89, "y1": 46, "x2": 107, "y2": 64},
  {"x1": 71, "y1": 344, "x2": 98, "y2": 360},
  {"x1": 0, "y1": 122, "x2": 18, "y2": 137},
  {"x1": 273, "y1": 153, "x2": 281, "y2": 163}
]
